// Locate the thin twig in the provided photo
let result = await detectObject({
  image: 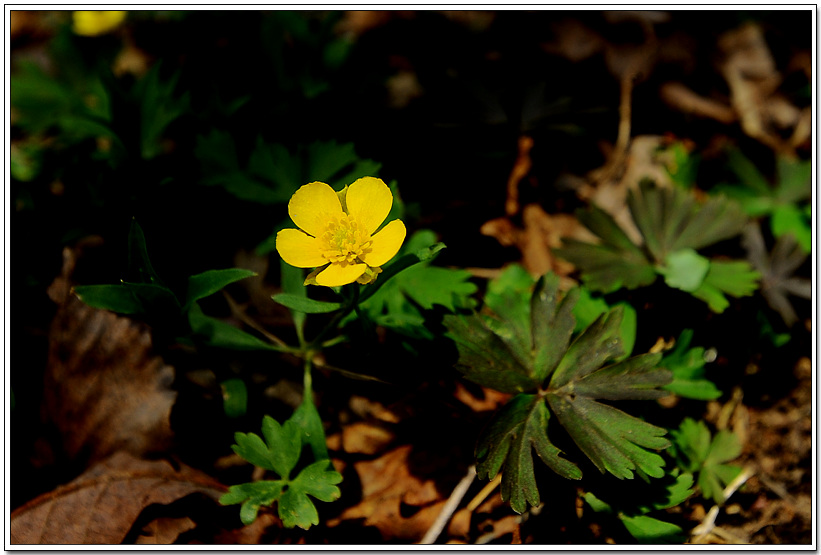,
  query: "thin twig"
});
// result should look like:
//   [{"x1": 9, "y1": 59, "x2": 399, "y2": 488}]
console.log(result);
[
  {"x1": 222, "y1": 290, "x2": 290, "y2": 348},
  {"x1": 466, "y1": 473, "x2": 502, "y2": 512},
  {"x1": 420, "y1": 465, "x2": 477, "y2": 544},
  {"x1": 691, "y1": 466, "x2": 755, "y2": 542}
]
